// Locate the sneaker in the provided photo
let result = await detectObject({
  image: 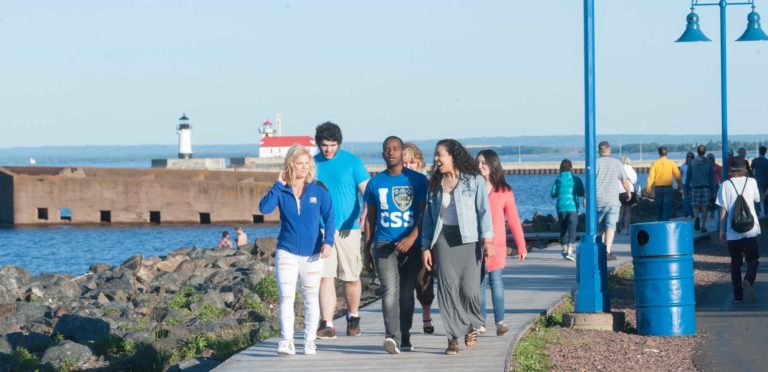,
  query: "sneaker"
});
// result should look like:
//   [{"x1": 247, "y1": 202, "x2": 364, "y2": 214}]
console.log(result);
[
  {"x1": 277, "y1": 340, "x2": 295, "y2": 355},
  {"x1": 561, "y1": 250, "x2": 568, "y2": 259},
  {"x1": 401, "y1": 339, "x2": 414, "y2": 351},
  {"x1": 477, "y1": 325, "x2": 487, "y2": 335},
  {"x1": 383, "y1": 337, "x2": 400, "y2": 354},
  {"x1": 694, "y1": 217, "x2": 700, "y2": 231},
  {"x1": 316, "y1": 320, "x2": 337, "y2": 339},
  {"x1": 304, "y1": 340, "x2": 317, "y2": 355},
  {"x1": 607, "y1": 253, "x2": 618, "y2": 261},
  {"x1": 734, "y1": 297, "x2": 744, "y2": 304},
  {"x1": 496, "y1": 321, "x2": 509, "y2": 336},
  {"x1": 347, "y1": 316, "x2": 362, "y2": 336},
  {"x1": 743, "y1": 280, "x2": 756, "y2": 302},
  {"x1": 565, "y1": 252, "x2": 576, "y2": 261}
]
